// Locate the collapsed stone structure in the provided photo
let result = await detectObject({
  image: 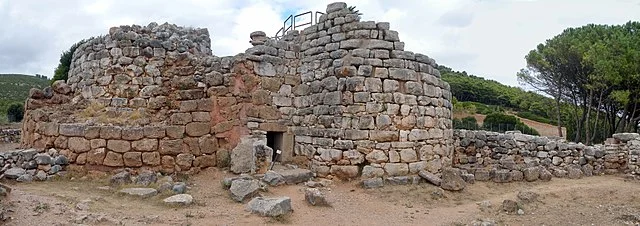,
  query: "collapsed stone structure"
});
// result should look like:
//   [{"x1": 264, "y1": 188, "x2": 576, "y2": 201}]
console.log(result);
[{"x1": 20, "y1": 2, "x2": 454, "y2": 178}]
